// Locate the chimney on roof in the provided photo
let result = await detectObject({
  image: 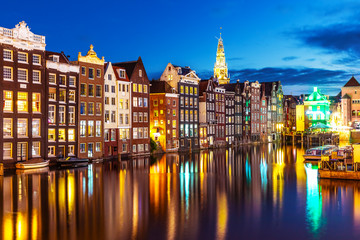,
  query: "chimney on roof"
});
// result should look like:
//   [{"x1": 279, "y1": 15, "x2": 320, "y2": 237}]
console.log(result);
[{"x1": 185, "y1": 66, "x2": 190, "y2": 69}]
